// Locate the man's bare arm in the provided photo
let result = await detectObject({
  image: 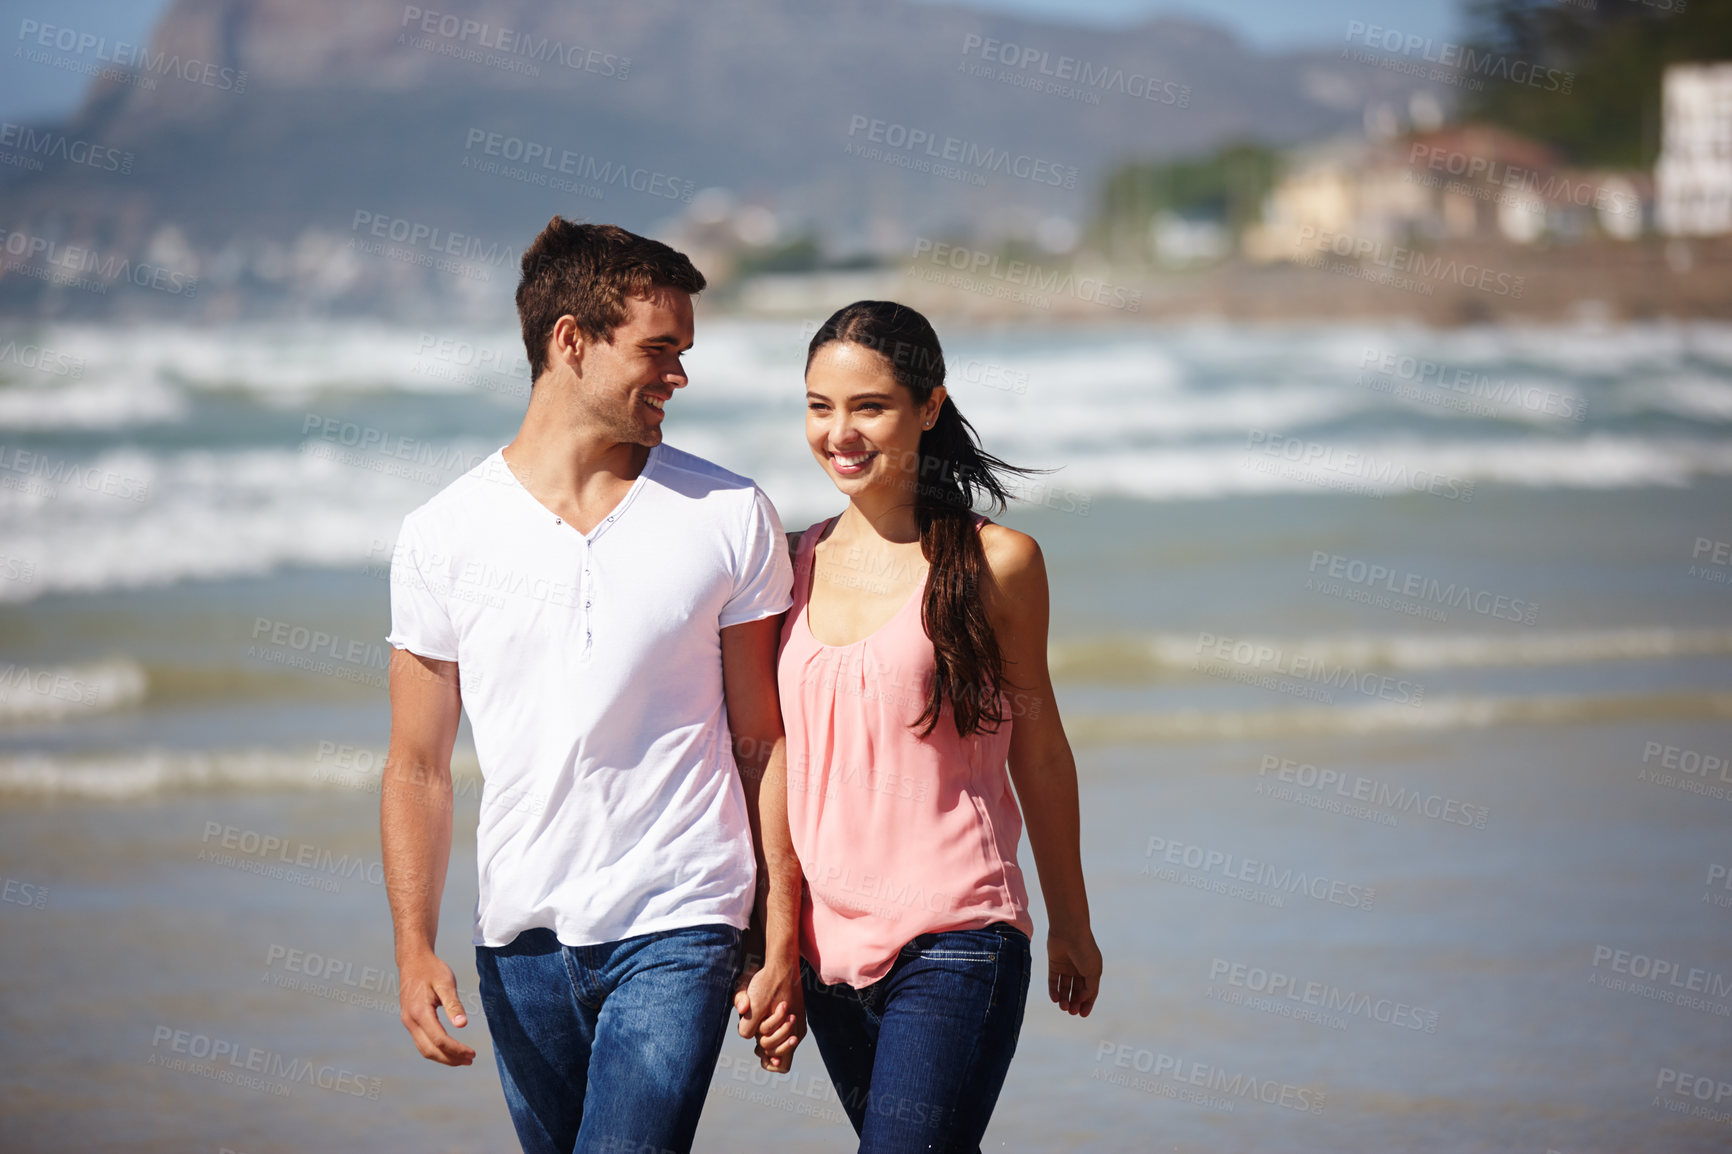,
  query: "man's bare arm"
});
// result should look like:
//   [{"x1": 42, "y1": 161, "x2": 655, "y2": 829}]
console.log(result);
[
  {"x1": 381, "y1": 646, "x2": 475, "y2": 1066},
  {"x1": 720, "y1": 615, "x2": 806, "y2": 1071}
]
